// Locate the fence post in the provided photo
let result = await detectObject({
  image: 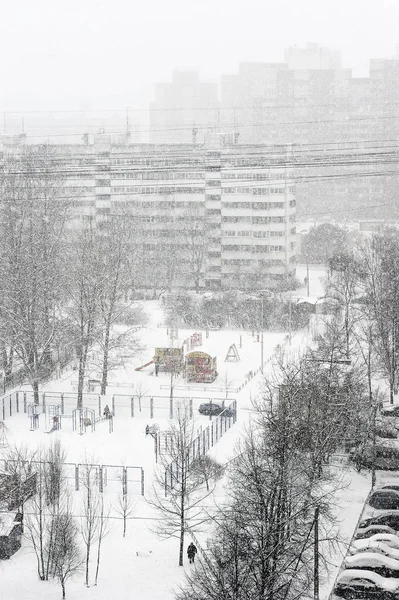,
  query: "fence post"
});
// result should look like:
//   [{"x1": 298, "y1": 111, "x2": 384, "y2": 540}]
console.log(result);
[
  {"x1": 75, "y1": 465, "x2": 79, "y2": 491},
  {"x1": 141, "y1": 468, "x2": 145, "y2": 496},
  {"x1": 150, "y1": 397, "x2": 154, "y2": 419},
  {"x1": 189, "y1": 397, "x2": 193, "y2": 419},
  {"x1": 112, "y1": 395, "x2": 115, "y2": 417},
  {"x1": 122, "y1": 467, "x2": 127, "y2": 496},
  {"x1": 99, "y1": 466, "x2": 104, "y2": 493},
  {"x1": 154, "y1": 433, "x2": 158, "y2": 463},
  {"x1": 131, "y1": 396, "x2": 134, "y2": 418}
]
